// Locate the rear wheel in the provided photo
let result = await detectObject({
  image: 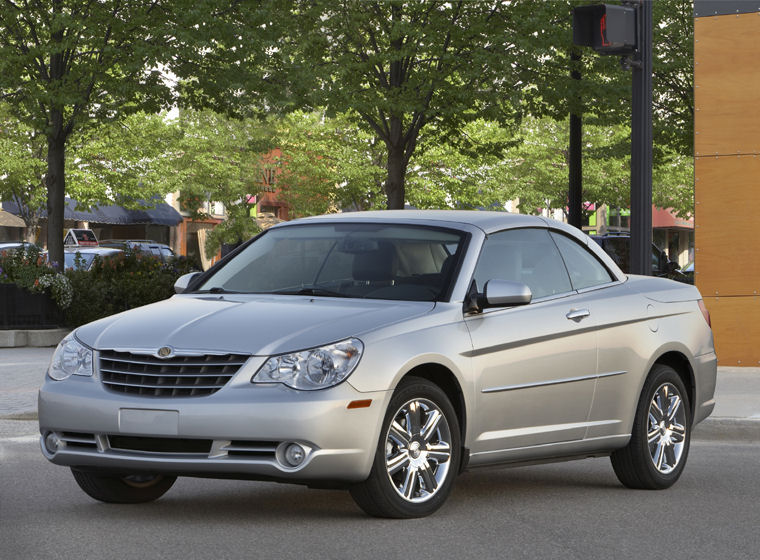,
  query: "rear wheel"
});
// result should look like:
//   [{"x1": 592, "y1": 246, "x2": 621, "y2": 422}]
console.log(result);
[
  {"x1": 350, "y1": 377, "x2": 461, "y2": 518},
  {"x1": 71, "y1": 469, "x2": 176, "y2": 503},
  {"x1": 611, "y1": 364, "x2": 691, "y2": 489}
]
